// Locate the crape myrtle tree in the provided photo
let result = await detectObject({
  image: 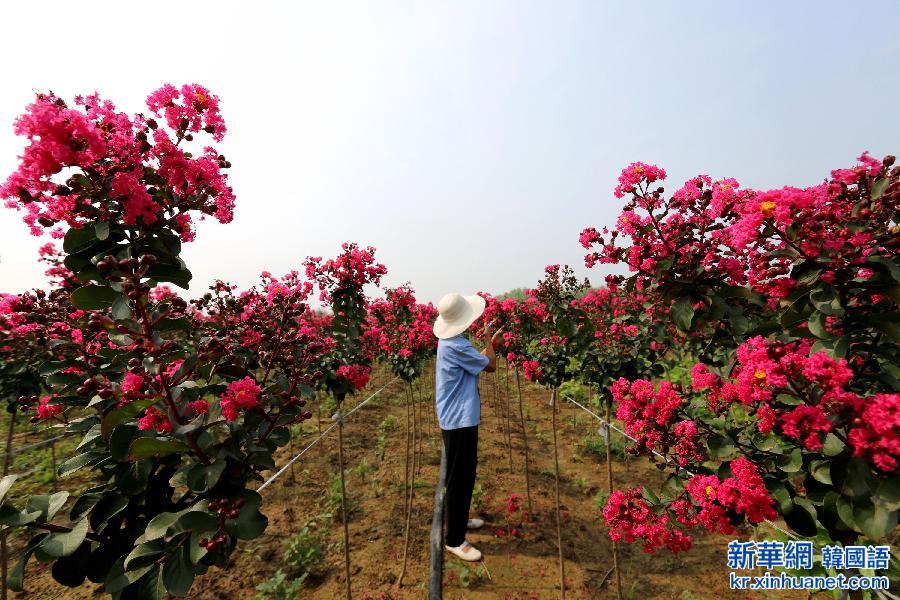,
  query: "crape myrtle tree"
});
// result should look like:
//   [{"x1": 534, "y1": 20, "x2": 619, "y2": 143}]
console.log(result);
[
  {"x1": 519, "y1": 264, "x2": 590, "y2": 600},
  {"x1": 364, "y1": 285, "x2": 437, "y2": 588},
  {"x1": 0, "y1": 85, "x2": 336, "y2": 598},
  {"x1": 478, "y1": 294, "x2": 547, "y2": 515},
  {"x1": 303, "y1": 242, "x2": 387, "y2": 600},
  {"x1": 581, "y1": 156, "x2": 899, "y2": 585}
]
